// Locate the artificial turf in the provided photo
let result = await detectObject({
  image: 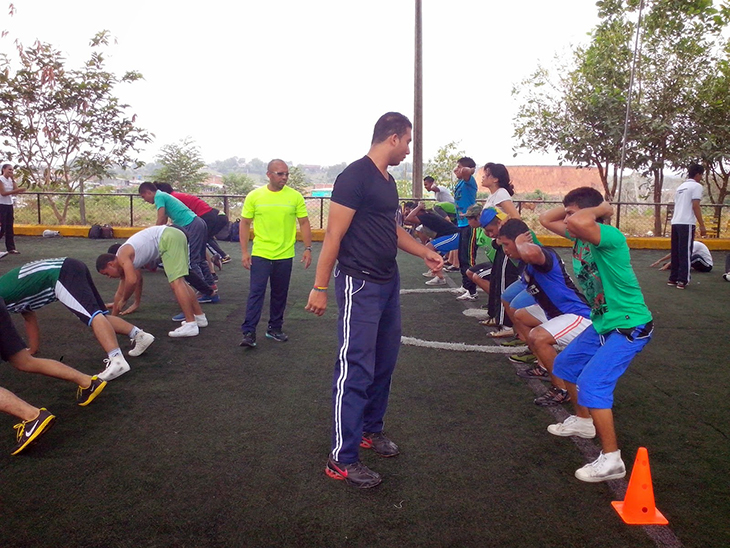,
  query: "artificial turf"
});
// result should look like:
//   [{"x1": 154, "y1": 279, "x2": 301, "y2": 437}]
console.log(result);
[{"x1": 0, "y1": 235, "x2": 728, "y2": 547}]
